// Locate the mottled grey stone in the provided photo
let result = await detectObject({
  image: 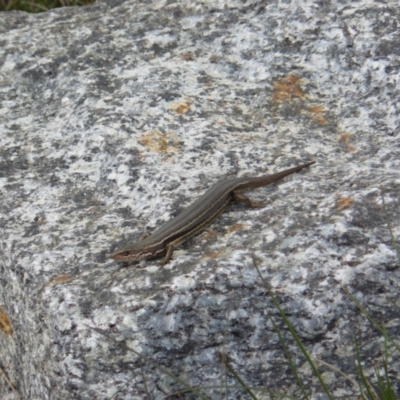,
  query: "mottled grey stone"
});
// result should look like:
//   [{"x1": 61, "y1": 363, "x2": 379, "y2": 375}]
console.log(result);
[{"x1": 0, "y1": 0, "x2": 399, "y2": 399}]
